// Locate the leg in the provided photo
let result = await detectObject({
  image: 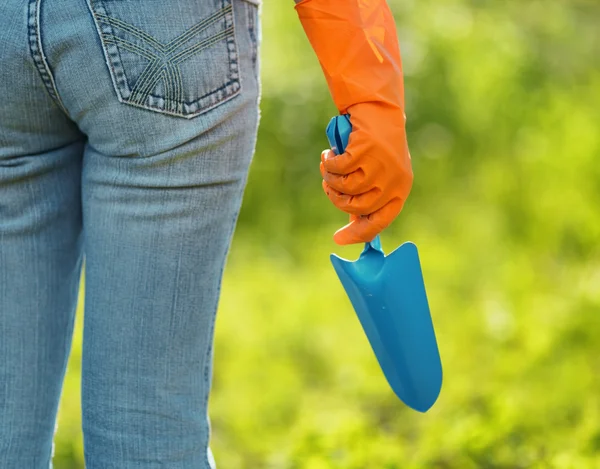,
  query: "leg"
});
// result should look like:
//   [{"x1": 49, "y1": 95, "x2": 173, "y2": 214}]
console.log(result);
[
  {"x1": 0, "y1": 1, "x2": 85, "y2": 466},
  {"x1": 41, "y1": 0, "x2": 261, "y2": 466},
  {"x1": 80, "y1": 128, "x2": 255, "y2": 467}
]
